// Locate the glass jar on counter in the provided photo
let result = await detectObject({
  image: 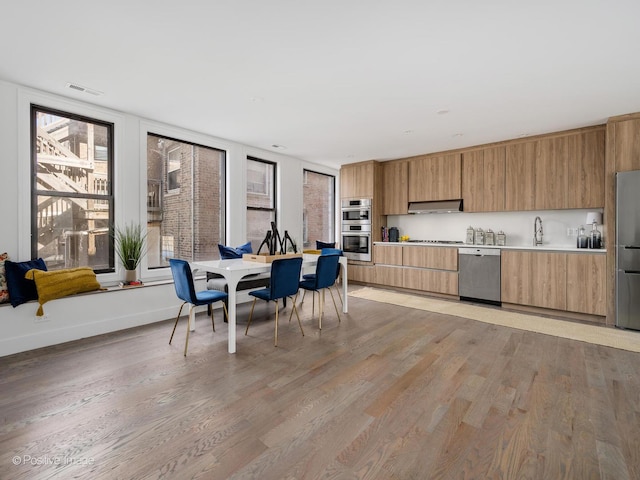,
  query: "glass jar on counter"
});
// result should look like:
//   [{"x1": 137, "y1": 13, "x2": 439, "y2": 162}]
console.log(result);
[
  {"x1": 496, "y1": 231, "x2": 506, "y2": 246},
  {"x1": 466, "y1": 226, "x2": 475, "y2": 244},
  {"x1": 474, "y1": 228, "x2": 485, "y2": 245},
  {"x1": 485, "y1": 229, "x2": 495, "y2": 245},
  {"x1": 577, "y1": 225, "x2": 588, "y2": 248}
]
